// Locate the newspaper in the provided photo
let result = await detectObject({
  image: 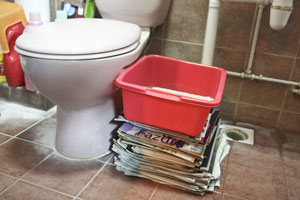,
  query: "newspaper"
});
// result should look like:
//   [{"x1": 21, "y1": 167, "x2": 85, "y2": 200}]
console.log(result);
[
  {"x1": 118, "y1": 123, "x2": 205, "y2": 156},
  {"x1": 112, "y1": 119, "x2": 230, "y2": 195},
  {"x1": 114, "y1": 107, "x2": 219, "y2": 145}
]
